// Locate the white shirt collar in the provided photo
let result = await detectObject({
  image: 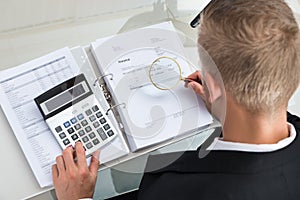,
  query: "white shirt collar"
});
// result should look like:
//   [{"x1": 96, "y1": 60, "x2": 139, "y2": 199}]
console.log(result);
[{"x1": 207, "y1": 123, "x2": 297, "y2": 152}]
